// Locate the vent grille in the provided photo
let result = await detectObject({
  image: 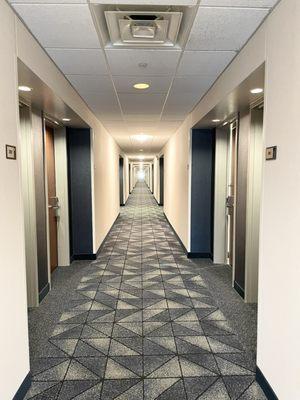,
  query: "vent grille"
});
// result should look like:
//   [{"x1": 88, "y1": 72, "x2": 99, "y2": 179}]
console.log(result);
[{"x1": 105, "y1": 10, "x2": 182, "y2": 48}]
